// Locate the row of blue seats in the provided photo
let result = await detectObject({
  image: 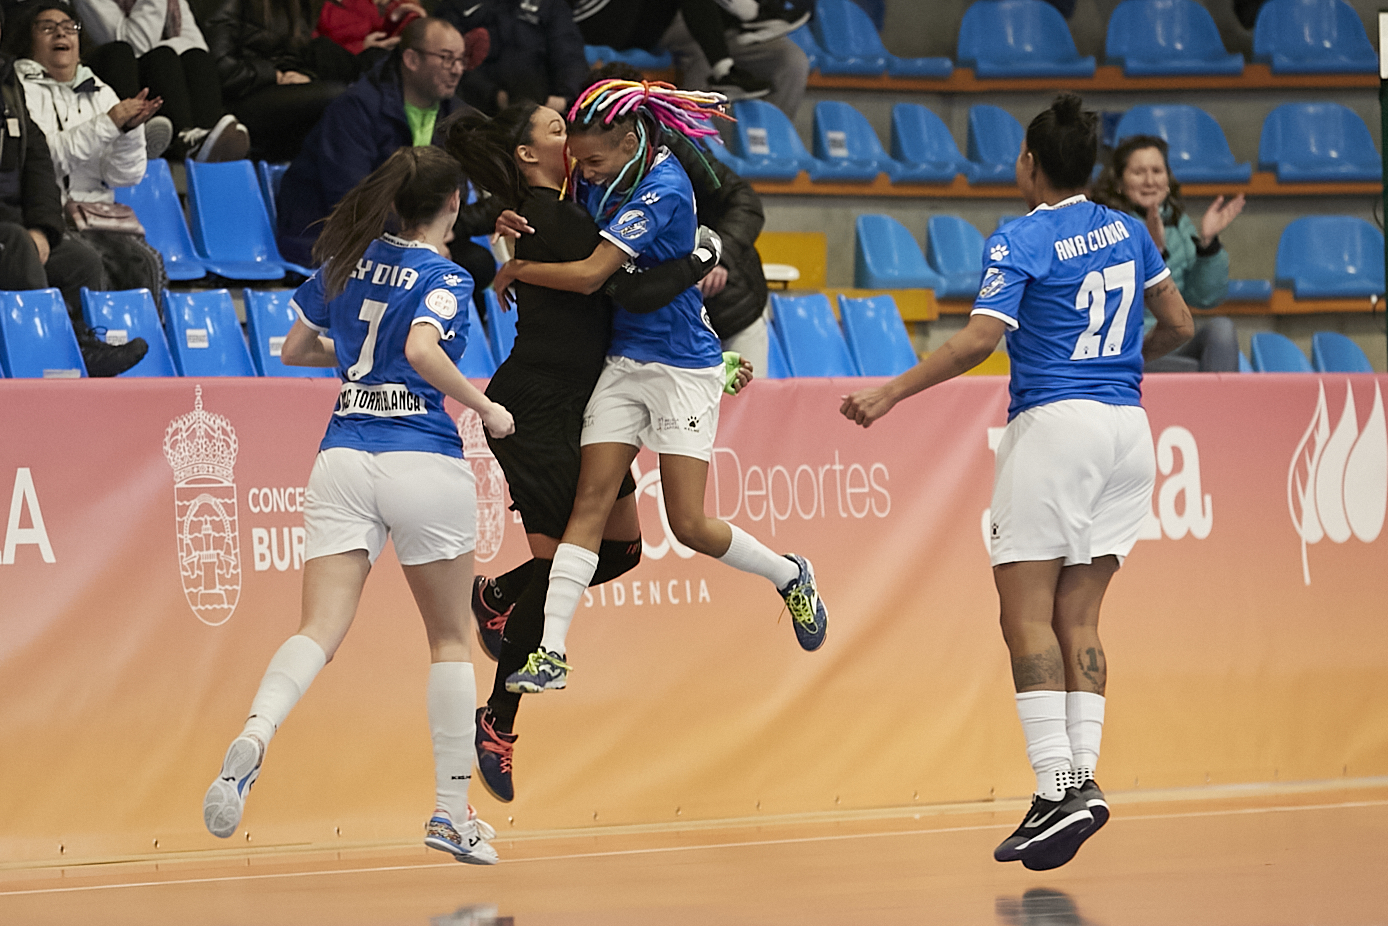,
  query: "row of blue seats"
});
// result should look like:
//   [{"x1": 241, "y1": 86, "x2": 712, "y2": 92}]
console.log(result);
[
  {"x1": 718, "y1": 99, "x2": 1382, "y2": 186},
  {"x1": 853, "y1": 213, "x2": 1385, "y2": 302},
  {"x1": 0, "y1": 286, "x2": 515, "y2": 380},
  {"x1": 785, "y1": 0, "x2": 1376, "y2": 78},
  {"x1": 1250, "y1": 331, "x2": 1375, "y2": 372}
]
